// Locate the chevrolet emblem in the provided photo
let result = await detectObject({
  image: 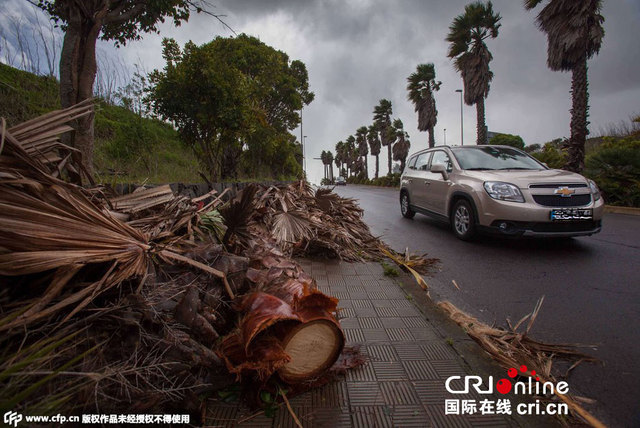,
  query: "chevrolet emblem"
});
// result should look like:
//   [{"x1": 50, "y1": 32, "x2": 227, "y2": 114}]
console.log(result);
[{"x1": 554, "y1": 186, "x2": 575, "y2": 197}]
